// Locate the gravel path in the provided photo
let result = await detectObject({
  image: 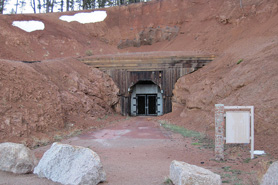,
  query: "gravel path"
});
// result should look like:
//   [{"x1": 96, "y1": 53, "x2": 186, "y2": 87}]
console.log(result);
[
  {"x1": 0, "y1": 117, "x2": 191, "y2": 185},
  {"x1": 33, "y1": 117, "x2": 191, "y2": 185},
  {"x1": 1, "y1": 116, "x2": 255, "y2": 185}
]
